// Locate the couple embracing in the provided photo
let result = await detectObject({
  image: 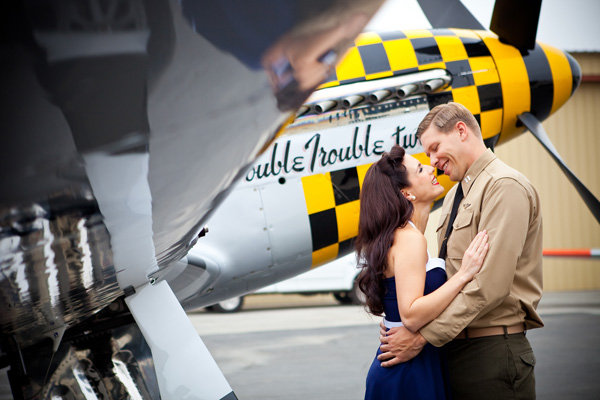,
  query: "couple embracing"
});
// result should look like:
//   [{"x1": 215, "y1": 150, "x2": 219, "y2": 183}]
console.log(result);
[{"x1": 357, "y1": 102, "x2": 543, "y2": 400}]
